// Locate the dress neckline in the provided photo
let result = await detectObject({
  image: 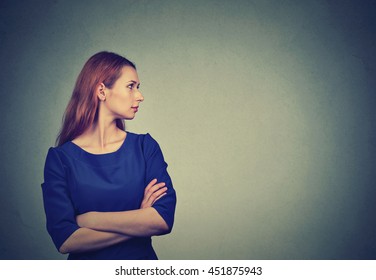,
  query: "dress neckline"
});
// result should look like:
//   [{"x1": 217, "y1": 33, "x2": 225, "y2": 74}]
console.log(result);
[{"x1": 69, "y1": 132, "x2": 129, "y2": 156}]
